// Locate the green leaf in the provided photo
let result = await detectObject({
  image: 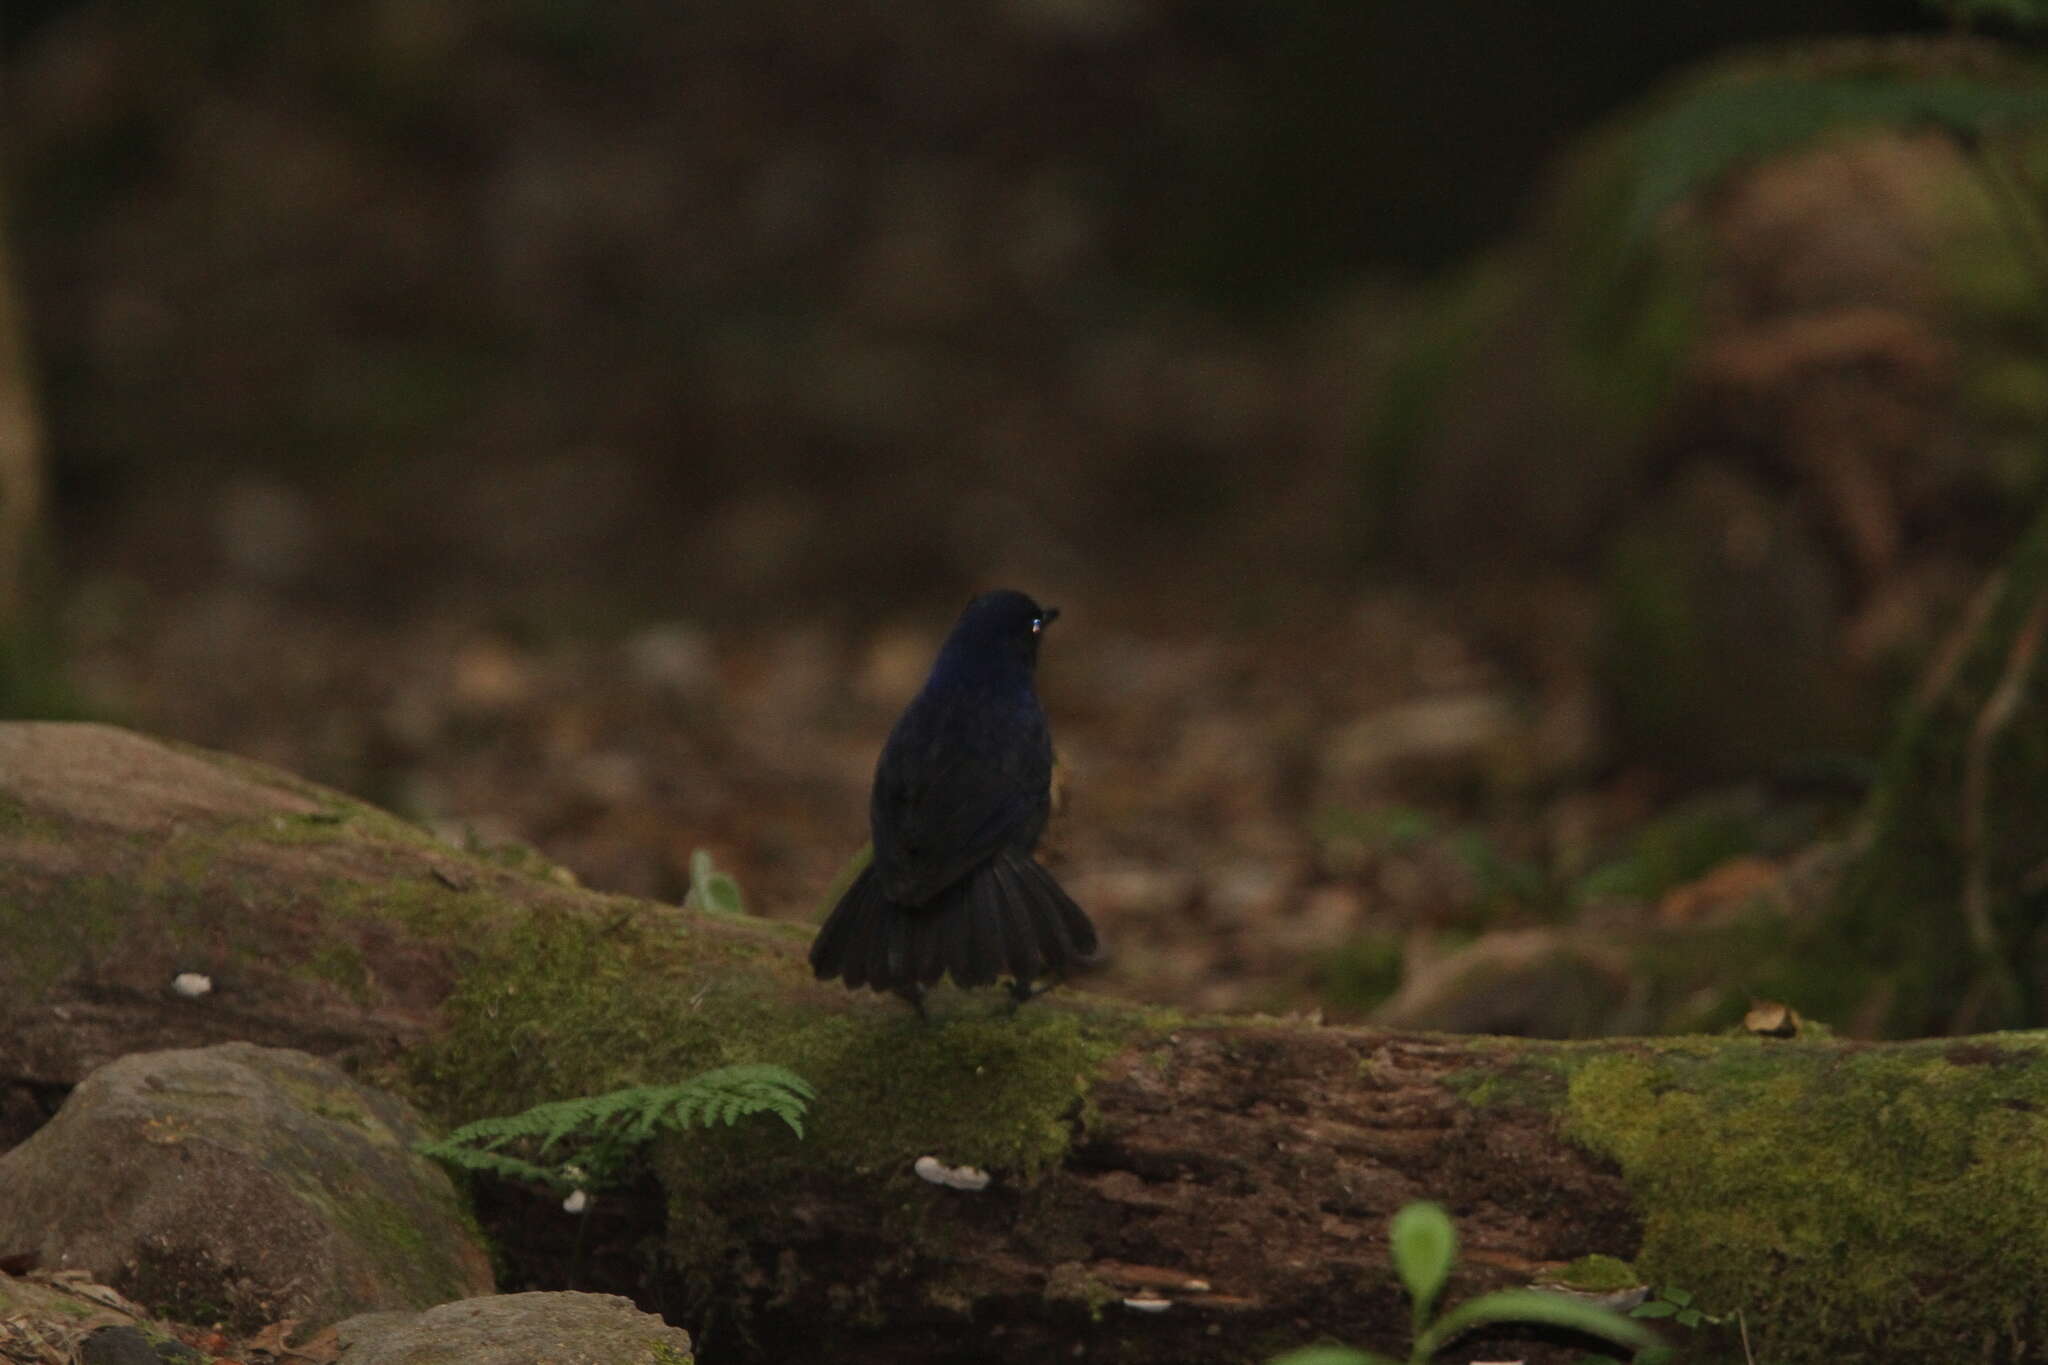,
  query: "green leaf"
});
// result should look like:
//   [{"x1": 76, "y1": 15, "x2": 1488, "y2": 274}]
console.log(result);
[
  {"x1": 705, "y1": 872, "x2": 743, "y2": 913},
  {"x1": 684, "y1": 848, "x2": 746, "y2": 915},
  {"x1": 1662, "y1": 1287, "x2": 1693, "y2": 1308},
  {"x1": 1415, "y1": 1289, "x2": 1662, "y2": 1359},
  {"x1": 1388, "y1": 1202, "x2": 1457, "y2": 1327},
  {"x1": 1631, "y1": 1300, "x2": 1680, "y2": 1319},
  {"x1": 1676, "y1": 1309, "x2": 1703, "y2": 1328},
  {"x1": 1266, "y1": 1349, "x2": 1391, "y2": 1365}
]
